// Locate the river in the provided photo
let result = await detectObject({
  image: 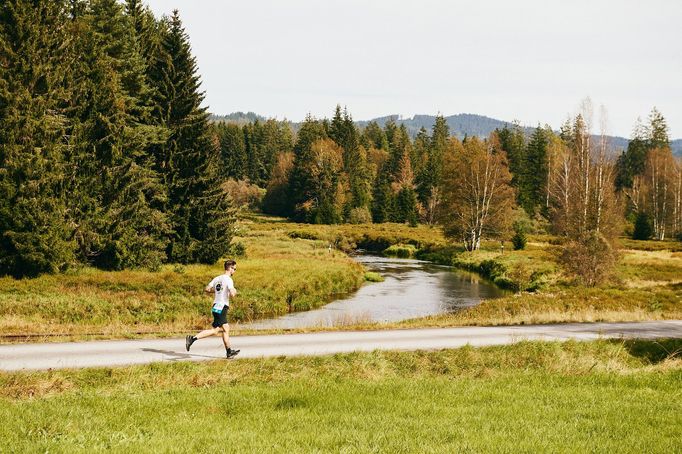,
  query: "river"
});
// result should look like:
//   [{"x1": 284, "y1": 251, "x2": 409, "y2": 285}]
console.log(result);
[{"x1": 242, "y1": 255, "x2": 507, "y2": 330}]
